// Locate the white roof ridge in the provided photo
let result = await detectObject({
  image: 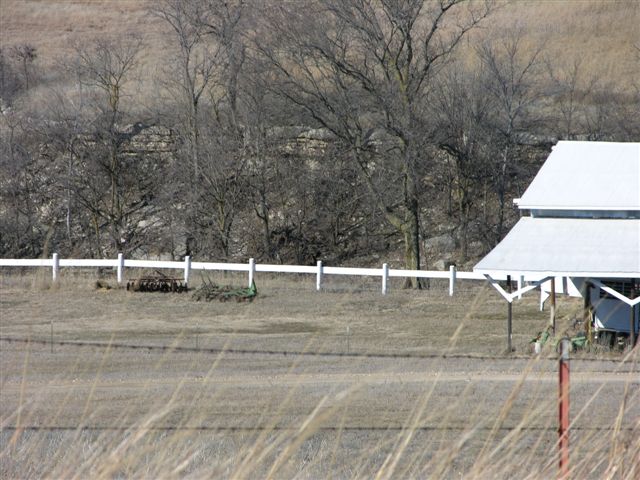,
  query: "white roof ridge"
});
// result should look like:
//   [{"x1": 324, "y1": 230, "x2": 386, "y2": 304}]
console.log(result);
[{"x1": 518, "y1": 141, "x2": 640, "y2": 211}]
